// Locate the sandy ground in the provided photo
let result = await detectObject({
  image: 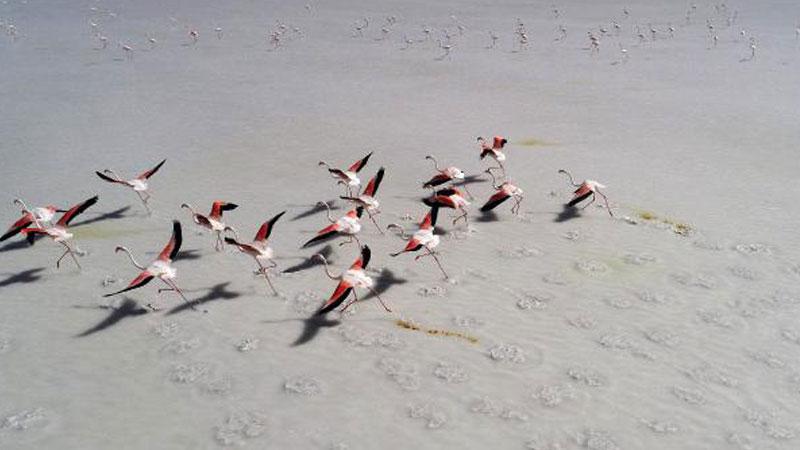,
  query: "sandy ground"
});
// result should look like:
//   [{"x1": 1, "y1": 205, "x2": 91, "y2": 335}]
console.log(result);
[{"x1": 1, "y1": 0, "x2": 800, "y2": 448}]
